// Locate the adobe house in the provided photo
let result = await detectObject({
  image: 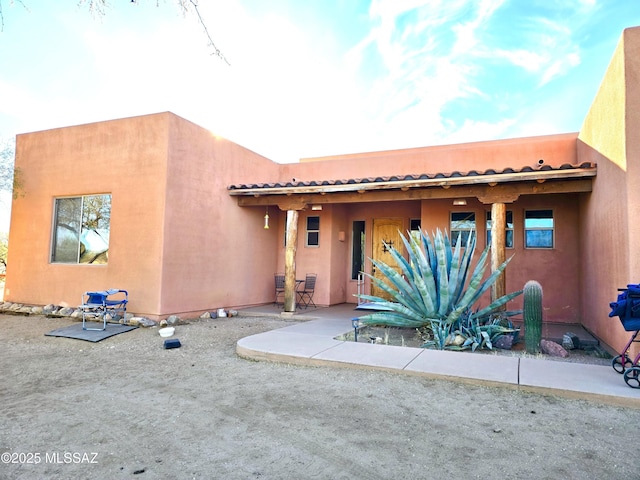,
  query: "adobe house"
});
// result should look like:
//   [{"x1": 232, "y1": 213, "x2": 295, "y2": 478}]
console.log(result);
[{"x1": 5, "y1": 27, "x2": 639, "y2": 356}]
